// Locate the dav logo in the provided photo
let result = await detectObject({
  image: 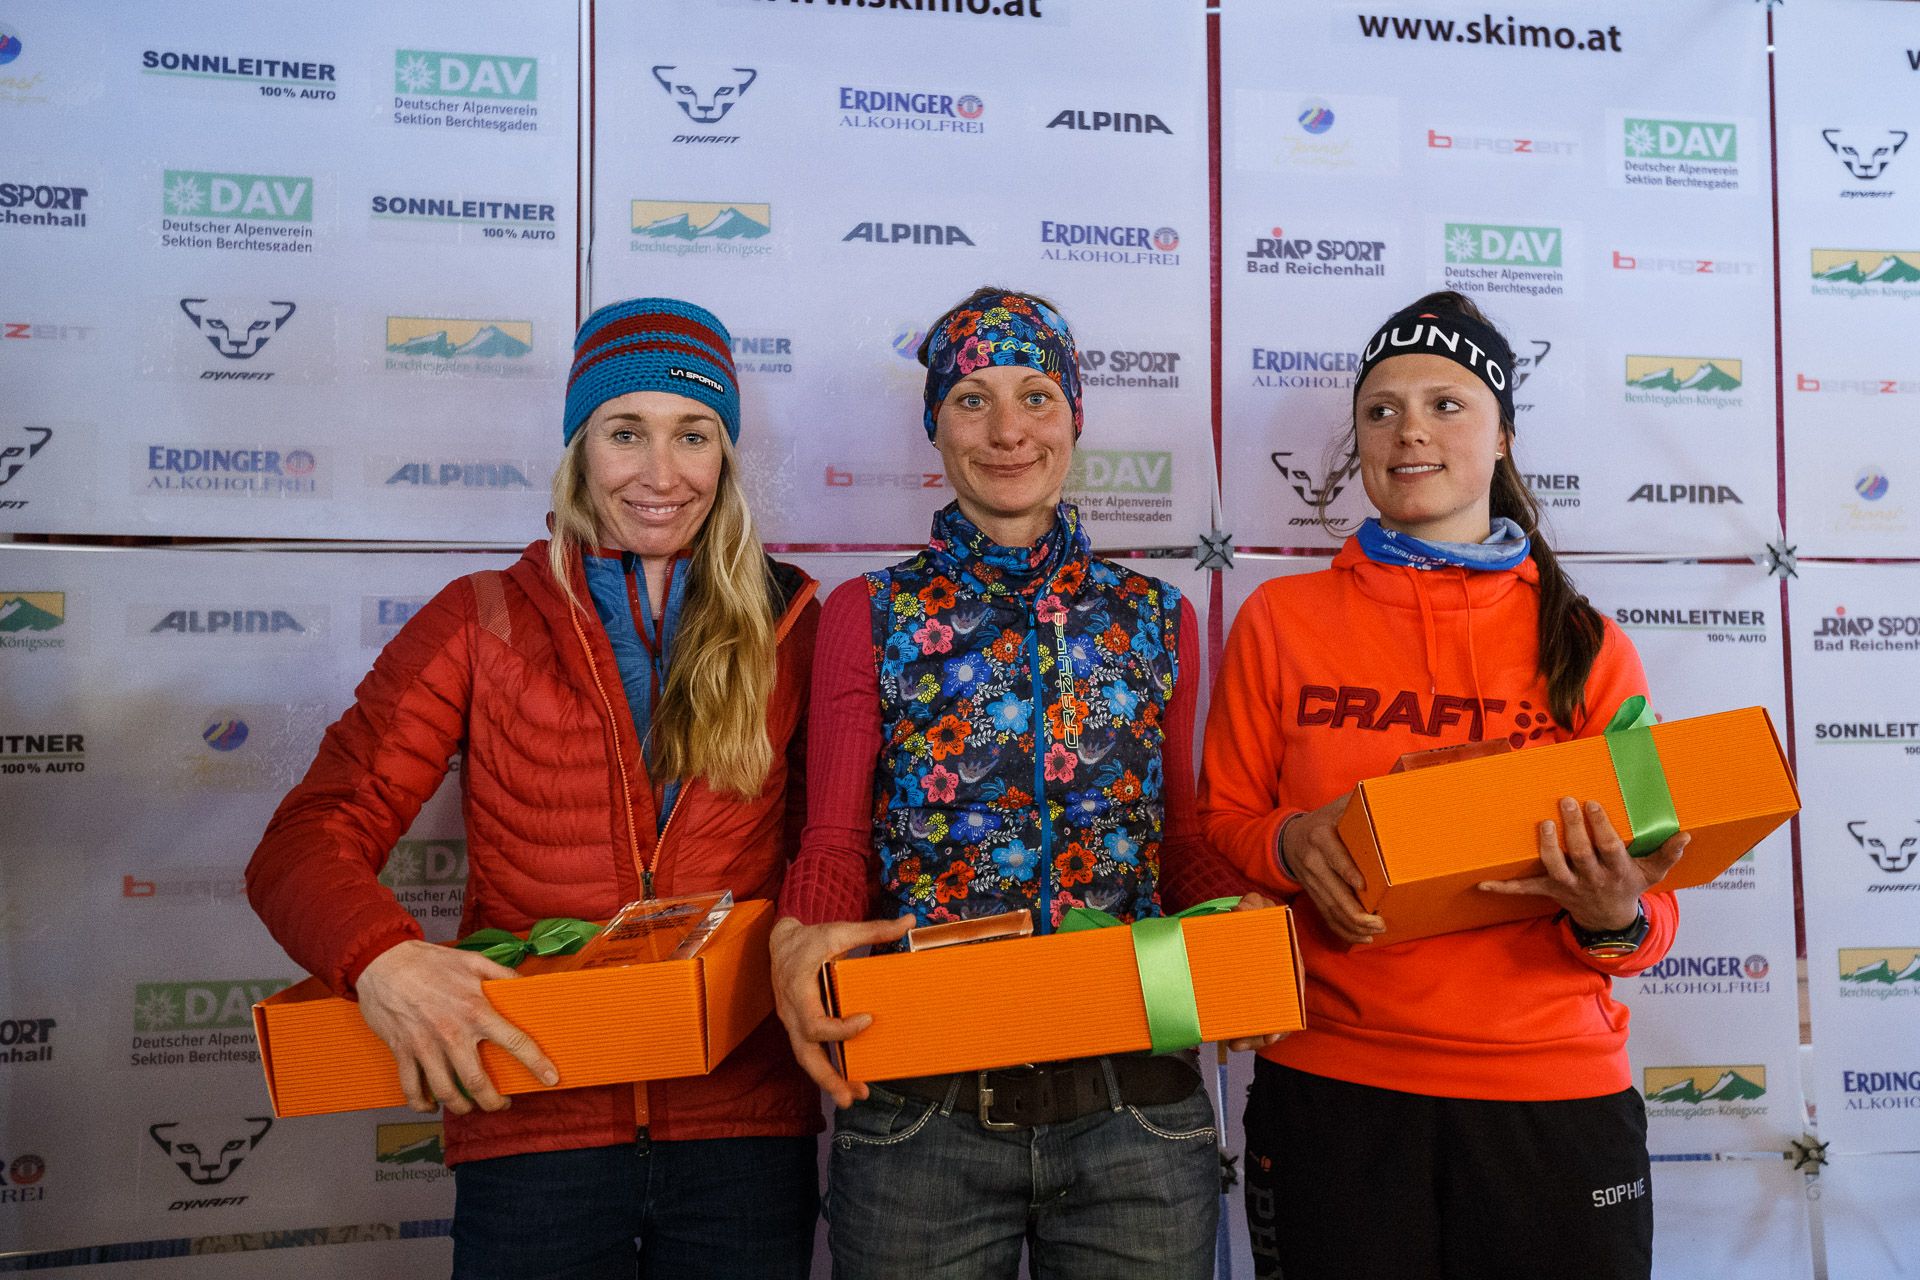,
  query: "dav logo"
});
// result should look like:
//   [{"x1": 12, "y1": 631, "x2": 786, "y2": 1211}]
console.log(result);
[
  {"x1": 1445, "y1": 222, "x2": 1560, "y2": 266},
  {"x1": 0, "y1": 590, "x2": 65, "y2": 652},
  {"x1": 1623, "y1": 356, "x2": 1743, "y2": 408},
  {"x1": 1067, "y1": 450, "x2": 1171, "y2": 494},
  {"x1": 134, "y1": 980, "x2": 291, "y2": 1032},
  {"x1": 396, "y1": 50, "x2": 536, "y2": 100},
  {"x1": 1642, "y1": 1065, "x2": 1768, "y2": 1114},
  {"x1": 1840, "y1": 947, "x2": 1920, "y2": 1000},
  {"x1": 163, "y1": 170, "x2": 310, "y2": 221},
  {"x1": 1625, "y1": 118, "x2": 1737, "y2": 161}
]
